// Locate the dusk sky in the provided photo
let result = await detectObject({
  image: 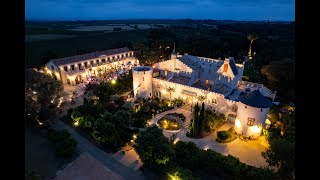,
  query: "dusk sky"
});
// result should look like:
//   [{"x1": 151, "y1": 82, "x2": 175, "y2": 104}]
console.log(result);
[{"x1": 26, "y1": 0, "x2": 295, "y2": 21}]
